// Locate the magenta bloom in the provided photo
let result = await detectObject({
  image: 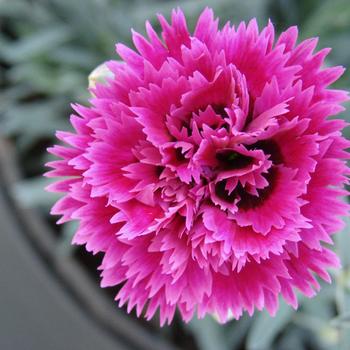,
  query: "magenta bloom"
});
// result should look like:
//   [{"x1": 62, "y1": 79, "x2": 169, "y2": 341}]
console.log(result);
[{"x1": 46, "y1": 8, "x2": 350, "y2": 325}]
